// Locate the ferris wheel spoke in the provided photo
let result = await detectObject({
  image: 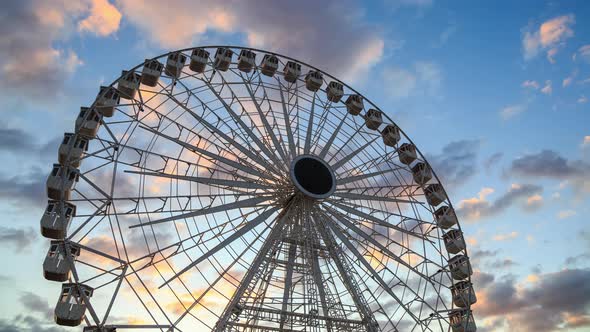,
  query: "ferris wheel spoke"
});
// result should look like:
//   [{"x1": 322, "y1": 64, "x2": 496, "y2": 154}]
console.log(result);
[
  {"x1": 331, "y1": 136, "x2": 380, "y2": 171},
  {"x1": 336, "y1": 167, "x2": 403, "y2": 185},
  {"x1": 200, "y1": 76, "x2": 287, "y2": 171},
  {"x1": 140, "y1": 125, "x2": 277, "y2": 182},
  {"x1": 303, "y1": 93, "x2": 316, "y2": 155},
  {"x1": 277, "y1": 80, "x2": 297, "y2": 159},
  {"x1": 128, "y1": 196, "x2": 273, "y2": 229},
  {"x1": 124, "y1": 170, "x2": 272, "y2": 191},
  {"x1": 163, "y1": 88, "x2": 285, "y2": 177},
  {"x1": 330, "y1": 191, "x2": 418, "y2": 205},
  {"x1": 316, "y1": 209, "x2": 423, "y2": 326},
  {"x1": 159, "y1": 205, "x2": 280, "y2": 288},
  {"x1": 241, "y1": 75, "x2": 289, "y2": 165},
  {"x1": 318, "y1": 111, "x2": 348, "y2": 160},
  {"x1": 319, "y1": 205, "x2": 430, "y2": 282},
  {"x1": 323, "y1": 201, "x2": 428, "y2": 242}
]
